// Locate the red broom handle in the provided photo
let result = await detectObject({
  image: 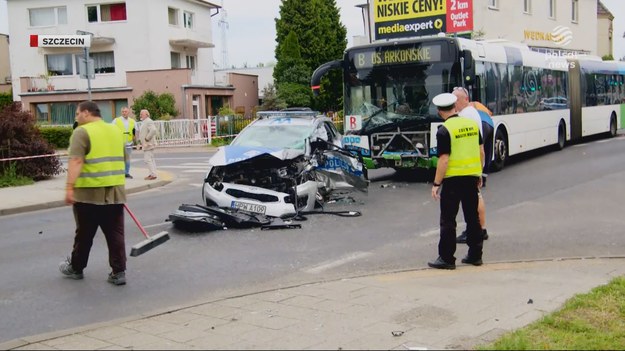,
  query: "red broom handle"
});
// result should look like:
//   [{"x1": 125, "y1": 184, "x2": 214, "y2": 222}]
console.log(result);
[{"x1": 123, "y1": 204, "x2": 150, "y2": 239}]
